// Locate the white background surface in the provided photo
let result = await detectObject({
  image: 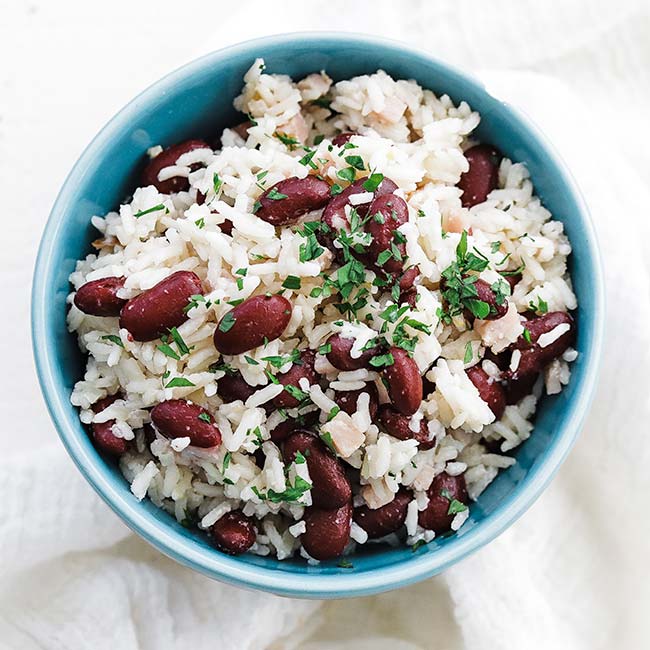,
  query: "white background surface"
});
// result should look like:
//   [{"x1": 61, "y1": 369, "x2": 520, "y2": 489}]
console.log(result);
[{"x1": 2, "y1": 0, "x2": 650, "y2": 648}]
